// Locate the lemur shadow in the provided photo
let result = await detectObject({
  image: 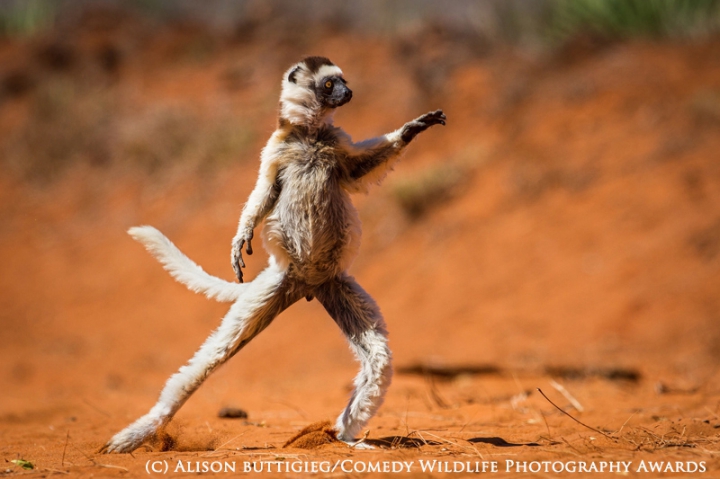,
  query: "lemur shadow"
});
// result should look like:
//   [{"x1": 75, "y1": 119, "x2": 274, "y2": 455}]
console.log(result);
[
  {"x1": 366, "y1": 436, "x2": 551, "y2": 449},
  {"x1": 365, "y1": 436, "x2": 441, "y2": 448},
  {"x1": 468, "y1": 437, "x2": 543, "y2": 447}
]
